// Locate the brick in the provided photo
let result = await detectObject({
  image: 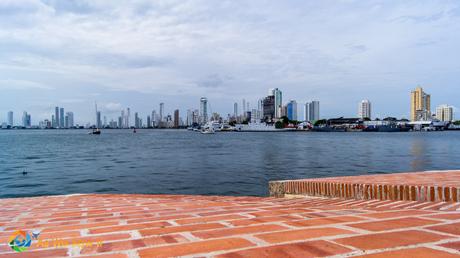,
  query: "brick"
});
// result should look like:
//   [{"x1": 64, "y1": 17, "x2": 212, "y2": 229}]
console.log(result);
[
  {"x1": 81, "y1": 234, "x2": 188, "y2": 254},
  {"x1": 355, "y1": 247, "x2": 459, "y2": 258},
  {"x1": 0, "y1": 248, "x2": 68, "y2": 258},
  {"x1": 140, "y1": 223, "x2": 226, "y2": 236},
  {"x1": 285, "y1": 216, "x2": 364, "y2": 227},
  {"x1": 348, "y1": 217, "x2": 440, "y2": 232},
  {"x1": 334, "y1": 230, "x2": 448, "y2": 250},
  {"x1": 138, "y1": 238, "x2": 254, "y2": 258},
  {"x1": 361, "y1": 210, "x2": 434, "y2": 219},
  {"x1": 230, "y1": 215, "x2": 298, "y2": 226},
  {"x1": 82, "y1": 254, "x2": 128, "y2": 258},
  {"x1": 89, "y1": 221, "x2": 171, "y2": 234},
  {"x1": 427, "y1": 222, "x2": 460, "y2": 235},
  {"x1": 176, "y1": 214, "x2": 246, "y2": 225},
  {"x1": 256, "y1": 227, "x2": 354, "y2": 244},
  {"x1": 217, "y1": 240, "x2": 352, "y2": 258},
  {"x1": 193, "y1": 224, "x2": 288, "y2": 239}
]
